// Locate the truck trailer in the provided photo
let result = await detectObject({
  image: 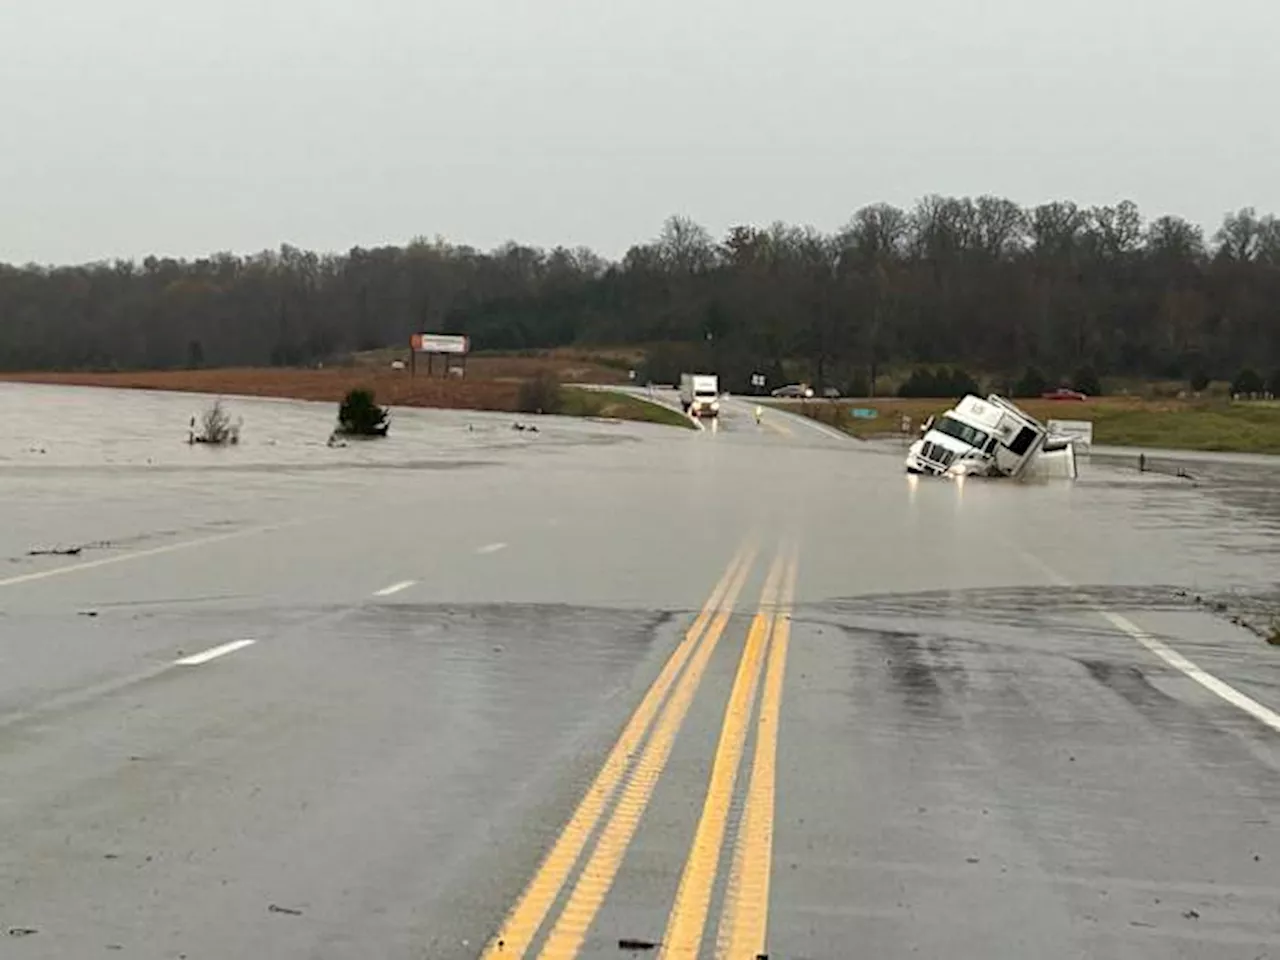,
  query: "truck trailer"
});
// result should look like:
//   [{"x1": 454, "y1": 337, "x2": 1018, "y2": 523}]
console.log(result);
[
  {"x1": 679, "y1": 374, "x2": 721, "y2": 418},
  {"x1": 905, "y1": 394, "x2": 1077, "y2": 480}
]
